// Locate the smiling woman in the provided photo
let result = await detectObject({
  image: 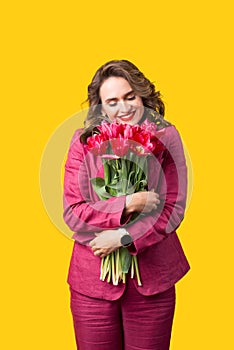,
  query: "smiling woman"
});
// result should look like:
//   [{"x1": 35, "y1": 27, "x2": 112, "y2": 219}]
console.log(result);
[
  {"x1": 63, "y1": 59, "x2": 190, "y2": 350},
  {"x1": 100, "y1": 77, "x2": 144, "y2": 124},
  {"x1": 80, "y1": 59, "x2": 166, "y2": 143}
]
